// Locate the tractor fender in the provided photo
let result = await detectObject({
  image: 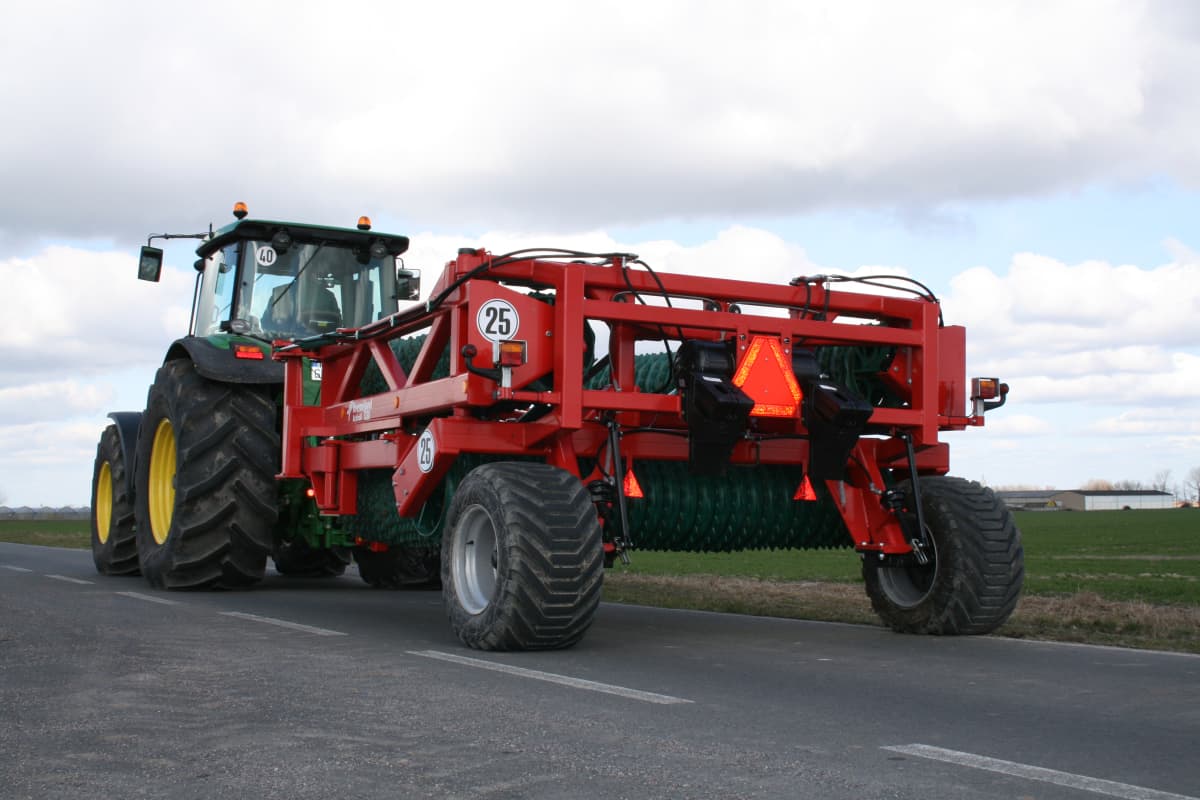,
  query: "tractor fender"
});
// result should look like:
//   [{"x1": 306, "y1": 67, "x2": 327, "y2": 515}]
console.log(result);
[
  {"x1": 165, "y1": 336, "x2": 284, "y2": 385},
  {"x1": 105, "y1": 411, "x2": 142, "y2": 498}
]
